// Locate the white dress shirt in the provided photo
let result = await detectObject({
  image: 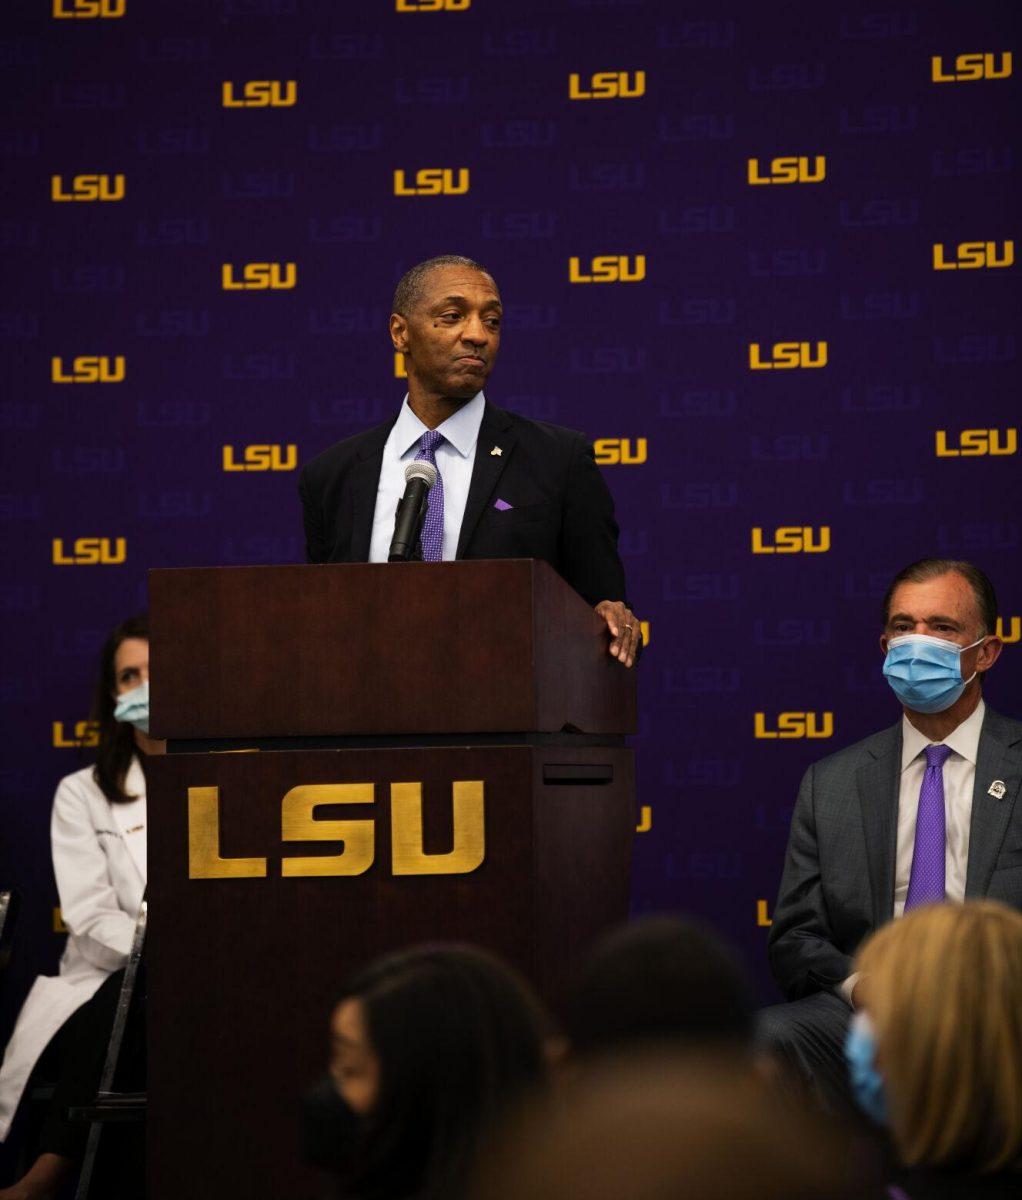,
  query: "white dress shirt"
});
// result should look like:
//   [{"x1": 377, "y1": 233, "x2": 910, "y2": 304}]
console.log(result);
[
  {"x1": 368, "y1": 392, "x2": 486, "y2": 564},
  {"x1": 841, "y1": 699, "x2": 984, "y2": 1003}
]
